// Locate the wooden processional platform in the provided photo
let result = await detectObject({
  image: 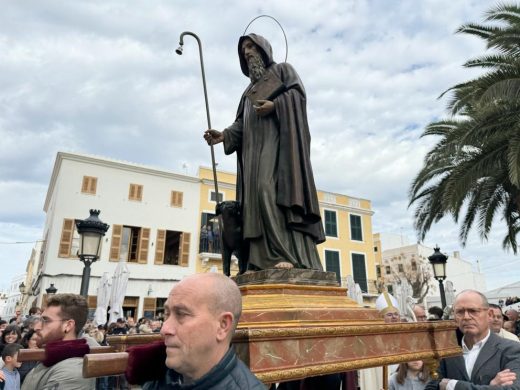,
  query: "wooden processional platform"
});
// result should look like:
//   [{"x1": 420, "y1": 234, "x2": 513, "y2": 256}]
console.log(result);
[{"x1": 21, "y1": 269, "x2": 461, "y2": 385}]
